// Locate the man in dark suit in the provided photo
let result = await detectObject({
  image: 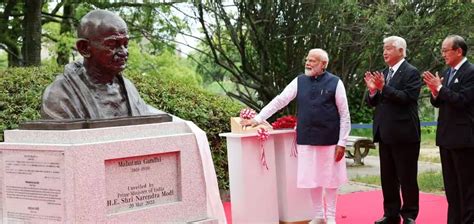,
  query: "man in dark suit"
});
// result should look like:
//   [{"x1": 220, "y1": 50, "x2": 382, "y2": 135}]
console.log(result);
[
  {"x1": 423, "y1": 35, "x2": 474, "y2": 224},
  {"x1": 365, "y1": 36, "x2": 422, "y2": 224}
]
